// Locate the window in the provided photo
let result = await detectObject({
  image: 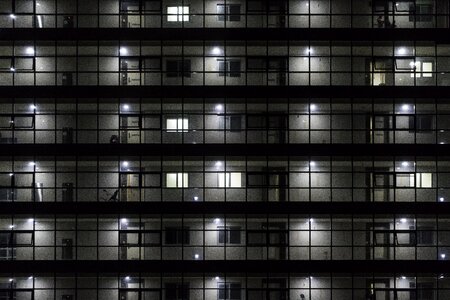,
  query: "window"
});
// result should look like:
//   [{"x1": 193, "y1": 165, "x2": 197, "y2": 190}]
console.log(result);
[
  {"x1": 165, "y1": 283, "x2": 190, "y2": 300},
  {"x1": 166, "y1": 118, "x2": 188, "y2": 132},
  {"x1": 218, "y1": 226, "x2": 241, "y2": 244},
  {"x1": 410, "y1": 61, "x2": 433, "y2": 78},
  {"x1": 219, "y1": 115, "x2": 242, "y2": 131},
  {"x1": 167, "y1": 6, "x2": 189, "y2": 22},
  {"x1": 166, "y1": 173, "x2": 188, "y2": 188},
  {"x1": 408, "y1": 115, "x2": 434, "y2": 132},
  {"x1": 395, "y1": 173, "x2": 432, "y2": 188},
  {"x1": 217, "y1": 4, "x2": 241, "y2": 21},
  {"x1": 409, "y1": 4, "x2": 433, "y2": 22},
  {"x1": 119, "y1": 231, "x2": 161, "y2": 246},
  {"x1": 0, "y1": 115, "x2": 34, "y2": 129},
  {"x1": 218, "y1": 283, "x2": 241, "y2": 300},
  {"x1": 0, "y1": 57, "x2": 34, "y2": 72},
  {"x1": 165, "y1": 228, "x2": 190, "y2": 245},
  {"x1": 417, "y1": 227, "x2": 435, "y2": 245},
  {"x1": 166, "y1": 59, "x2": 191, "y2": 77},
  {"x1": 218, "y1": 172, "x2": 242, "y2": 188},
  {"x1": 218, "y1": 59, "x2": 241, "y2": 77}
]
